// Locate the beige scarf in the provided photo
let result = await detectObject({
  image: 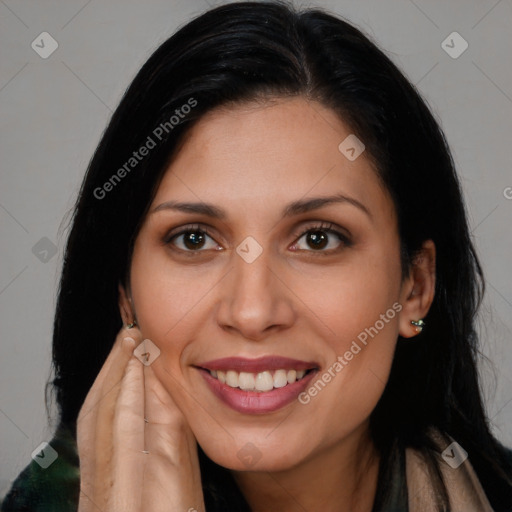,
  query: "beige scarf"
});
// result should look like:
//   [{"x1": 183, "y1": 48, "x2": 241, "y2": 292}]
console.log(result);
[{"x1": 406, "y1": 429, "x2": 494, "y2": 511}]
